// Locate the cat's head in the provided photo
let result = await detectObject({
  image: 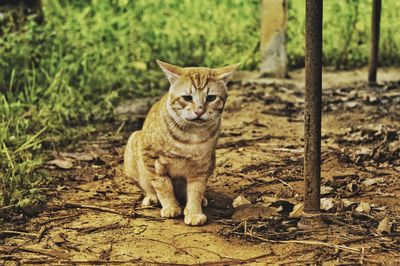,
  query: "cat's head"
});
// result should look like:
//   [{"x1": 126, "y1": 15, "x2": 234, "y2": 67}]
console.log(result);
[{"x1": 157, "y1": 60, "x2": 240, "y2": 125}]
